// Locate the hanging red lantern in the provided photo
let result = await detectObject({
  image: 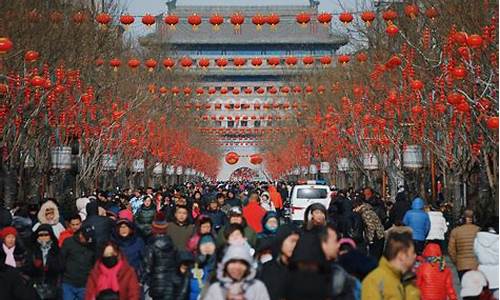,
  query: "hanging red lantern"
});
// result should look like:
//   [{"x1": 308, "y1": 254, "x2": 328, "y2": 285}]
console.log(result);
[
  {"x1": 302, "y1": 56, "x2": 315, "y2": 65},
  {"x1": 180, "y1": 57, "x2": 193, "y2": 68},
  {"x1": 171, "y1": 86, "x2": 180, "y2": 95},
  {"x1": 317, "y1": 85, "x2": 326, "y2": 94},
  {"x1": 198, "y1": 58, "x2": 210, "y2": 69},
  {"x1": 404, "y1": 4, "x2": 419, "y2": 19},
  {"x1": 142, "y1": 14, "x2": 156, "y2": 27},
  {"x1": 183, "y1": 87, "x2": 192, "y2": 95},
  {"x1": 266, "y1": 13, "x2": 280, "y2": 29},
  {"x1": 31, "y1": 75, "x2": 46, "y2": 87},
  {"x1": 250, "y1": 154, "x2": 263, "y2": 165},
  {"x1": 382, "y1": 9, "x2": 398, "y2": 23},
  {"x1": 145, "y1": 58, "x2": 157, "y2": 71},
  {"x1": 267, "y1": 57, "x2": 281, "y2": 67},
  {"x1": 225, "y1": 152, "x2": 240, "y2": 165},
  {"x1": 411, "y1": 80, "x2": 424, "y2": 91},
  {"x1": 466, "y1": 34, "x2": 483, "y2": 49},
  {"x1": 285, "y1": 56, "x2": 298, "y2": 67},
  {"x1": 188, "y1": 13, "x2": 202, "y2": 31},
  {"x1": 233, "y1": 57, "x2": 247, "y2": 67},
  {"x1": 296, "y1": 12, "x2": 311, "y2": 27},
  {"x1": 486, "y1": 116, "x2": 499, "y2": 130},
  {"x1": 280, "y1": 86, "x2": 290, "y2": 94},
  {"x1": 339, "y1": 12, "x2": 353, "y2": 25},
  {"x1": 95, "y1": 58, "x2": 105, "y2": 67},
  {"x1": 0, "y1": 37, "x2": 14, "y2": 54},
  {"x1": 159, "y1": 87, "x2": 168, "y2": 95},
  {"x1": 164, "y1": 14, "x2": 179, "y2": 29},
  {"x1": 305, "y1": 85, "x2": 313, "y2": 94},
  {"x1": 220, "y1": 87, "x2": 228, "y2": 94},
  {"x1": 73, "y1": 11, "x2": 86, "y2": 24},
  {"x1": 252, "y1": 14, "x2": 266, "y2": 31},
  {"x1": 386, "y1": 55, "x2": 402, "y2": 68},
  {"x1": 411, "y1": 105, "x2": 423, "y2": 115},
  {"x1": 453, "y1": 32, "x2": 468, "y2": 45},
  {"x1": 128, "y1": 58, "x2": 141, "y2": 69},
  {"x1": 232, "y1": 88, "x2": 240, "y2": 95},
  {"x1": 293, "y1": 86, "x2": 302, "y2": 94},
  {"x1": 452, "y1": 66, "x2": 467, "y2": 80},
  {"x1": 317, "y1": 12, "x2": 332, "y2": 25},
  {"x1": 24, "y1": 50, "x2": 40, "y2": 62},
  {"x1": 230, "y1": 13, "x2": 245, "y2": 30},
  {"x1": 338, "y1": 55, "x2": 350, "y2": 64},
  {"x1": 244, "y1": 87, "x2": 253, "y2": 94},
  {"x1": 251, "y1": 57, "x2": 263, "y2": 67},
  {"x1": 208, "y1": 87, "x2": 217, "y2": 95},
  {"x1": 216, "y1": 58, "x2": 228, "y2": 68},
  {"x1": 209, "y1": 14, "x2": 224, "y2": 31},
  {"x1": 356, "y1": 52, "x2": 368, "y2": 63},
  {"x1": 120, "y1": 14, "x2": 135, "y2": 29},
  {"x1": 50, "y1": 11, "x2": 64, "y2": 23},
  {"x1": 269, "y1": 86, "x2": 278, "y2": 94},
  {"x1": 96, "y1": 13, "x2": 112, "y2": 28},
  {"x1": 360, "y1": 11, "x2": 376, "y2": 26},
  {"x1": 196, "y1": 87, "x2": 204, "y2": 95},
  {"x1": 456, "y1": 101, "x2": 470, "y2": 113},
  {"x1": 163, "y1": 57, "x2": 175, "y2": 69},
  {"x1": 386, "y1": 24, "x2": 399, "y2": 37},
  {"x1": 425, "y1": 7, "x2": 439, "y2": 20},
  {"x1": 109, "y1": 58, "x2": 121, "y2": 71},
  {"x1": 256, "y1": 87, "x2": 265, "y2": 94}
]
